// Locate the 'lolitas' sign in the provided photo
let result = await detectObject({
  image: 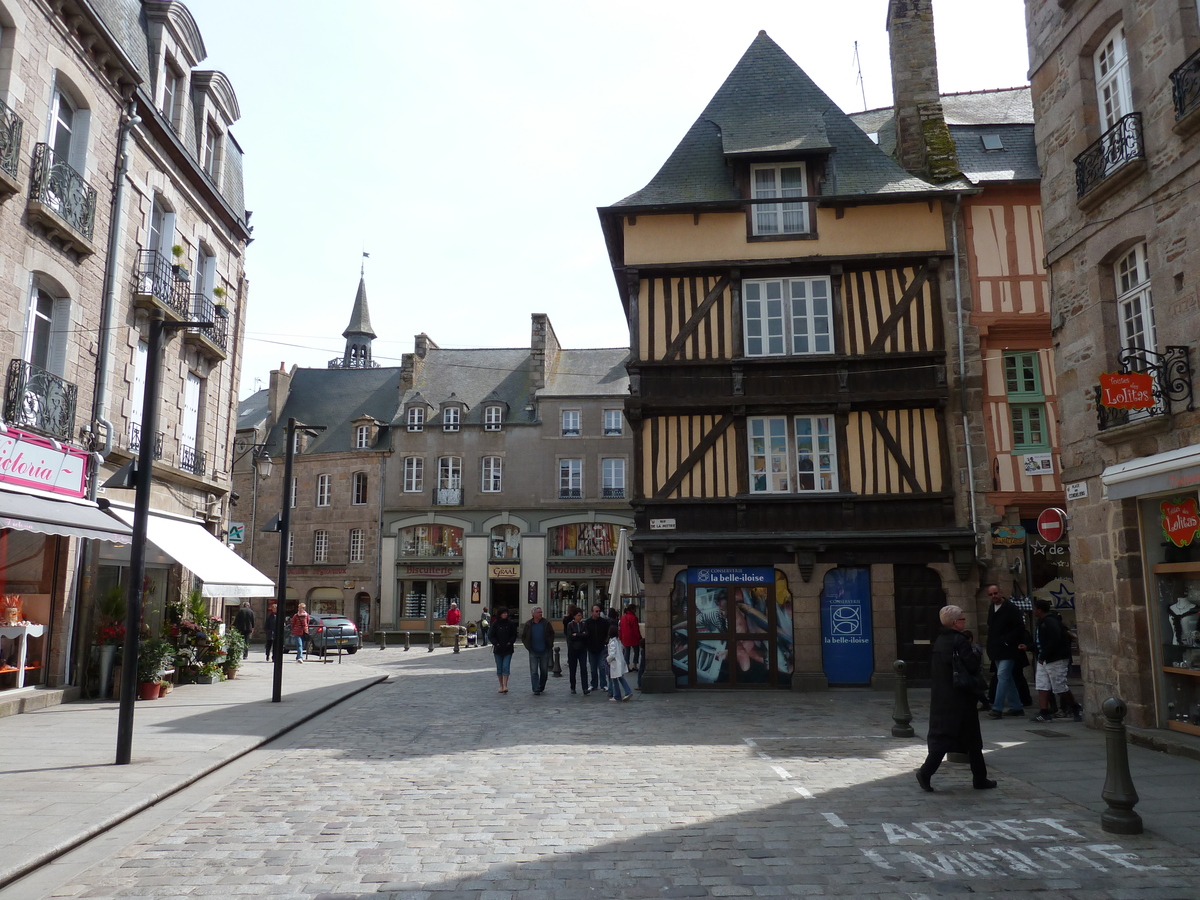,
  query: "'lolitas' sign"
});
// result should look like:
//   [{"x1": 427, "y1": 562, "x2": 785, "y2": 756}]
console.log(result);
[
  {"x1": 0, "y1": 427, "x2": 89, "y2": 498},
  {"x1": 1161, "y1": 497, "x2": 1200, "y2": 548},
  {"x1": 1099, "y1": 371, "x2": 1155, "y2": 409}
]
